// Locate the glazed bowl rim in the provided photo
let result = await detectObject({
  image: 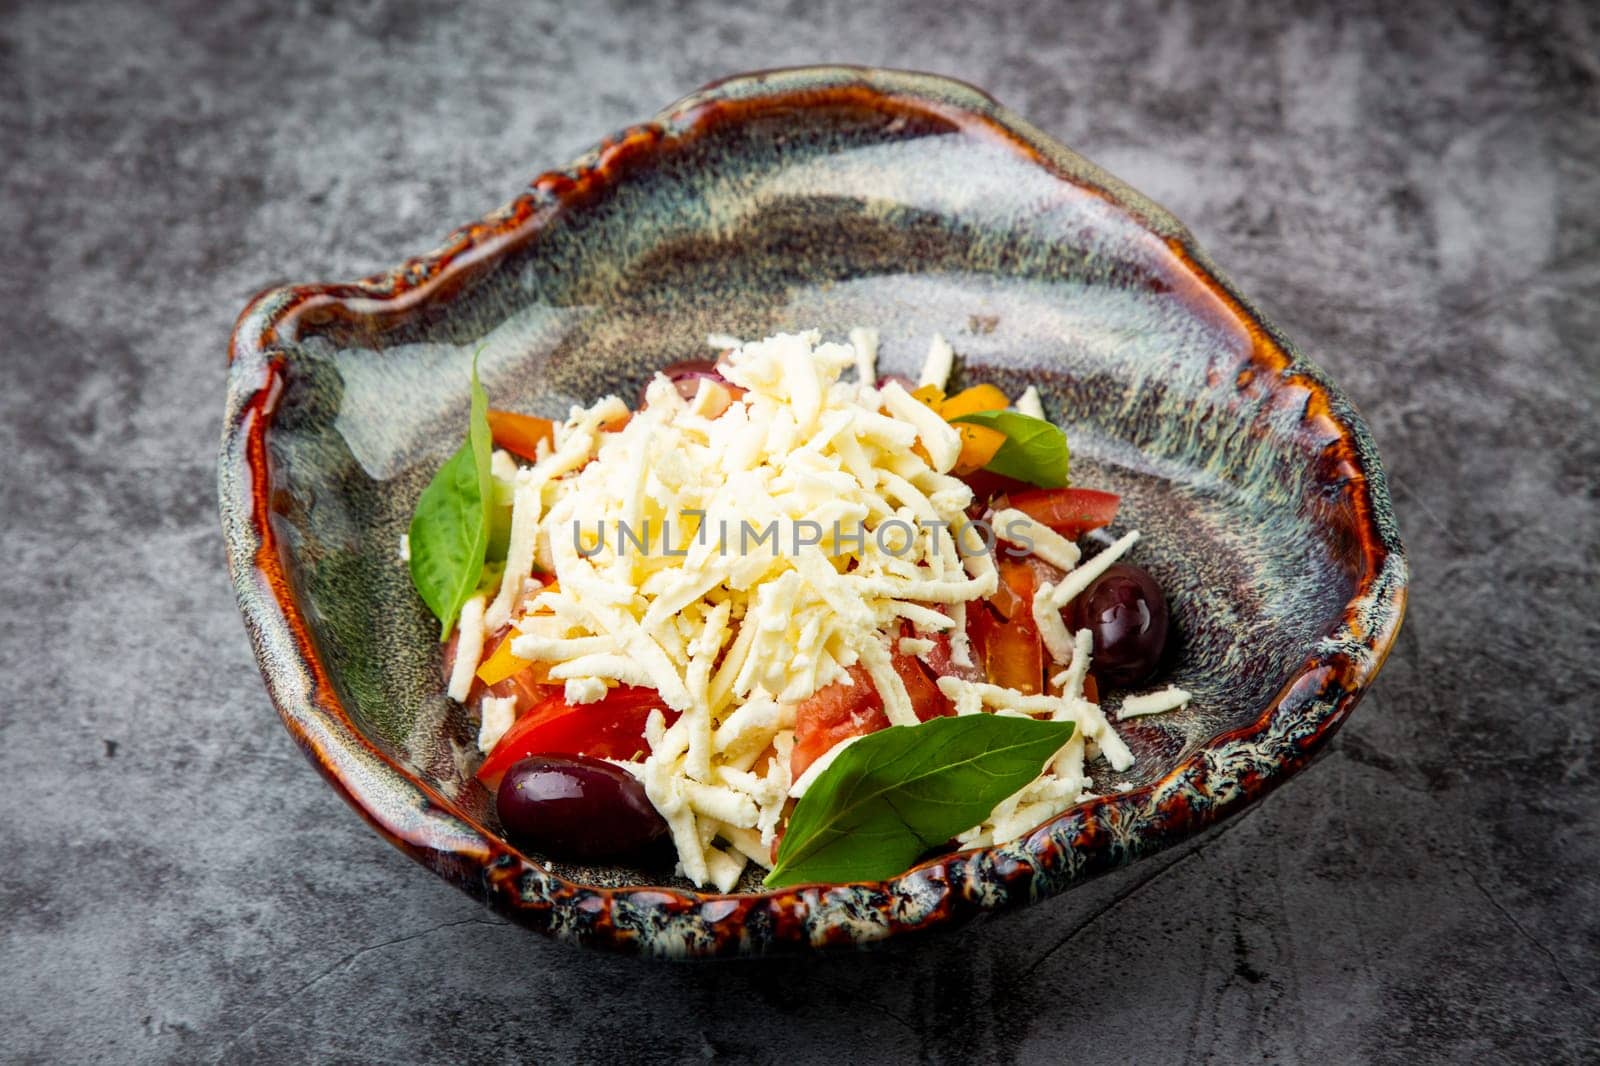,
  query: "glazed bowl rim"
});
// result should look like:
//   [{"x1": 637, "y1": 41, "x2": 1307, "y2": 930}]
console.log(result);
[{"x1": 218, "y1": 65, "x2": 1408, "y2": 957}]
